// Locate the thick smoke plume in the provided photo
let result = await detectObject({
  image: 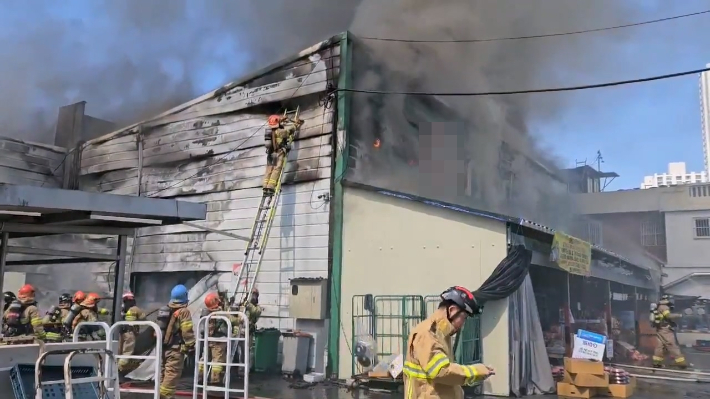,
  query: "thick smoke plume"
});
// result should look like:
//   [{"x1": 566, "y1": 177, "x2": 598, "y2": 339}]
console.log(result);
[
  {"x1": 0, "y1": 0, "x2": 360, "y2": 144},
  {"x1": 346, "y1": 0, "x2": 645, "y2": 228}
]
